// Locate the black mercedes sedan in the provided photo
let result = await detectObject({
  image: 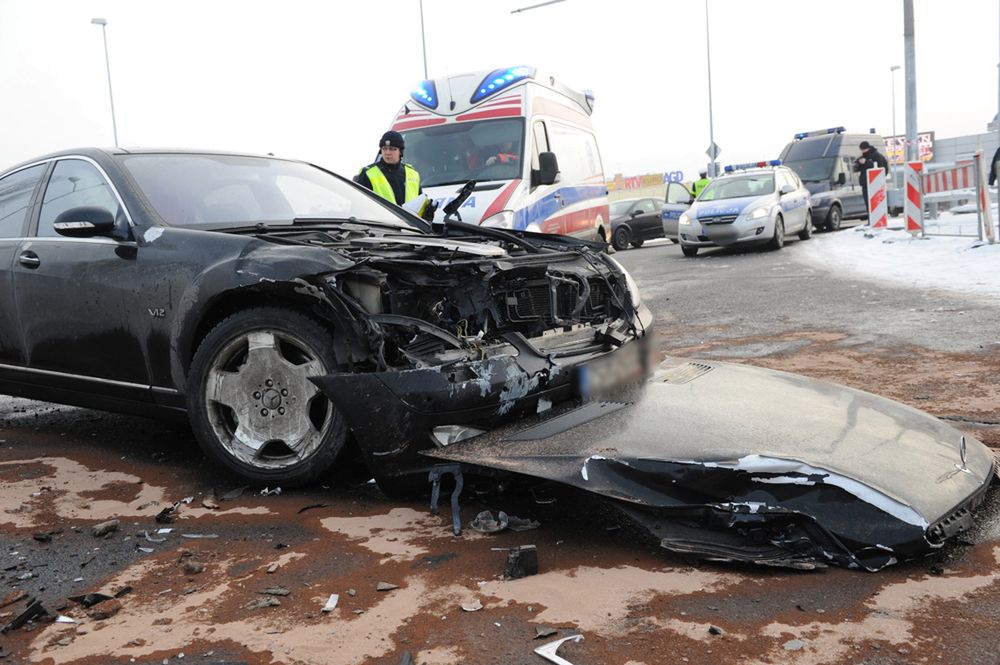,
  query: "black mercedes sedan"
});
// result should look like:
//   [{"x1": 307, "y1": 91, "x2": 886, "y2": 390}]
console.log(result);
[{"x1": 0, "y1": 148, "x2": 651, "y2": 492}]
